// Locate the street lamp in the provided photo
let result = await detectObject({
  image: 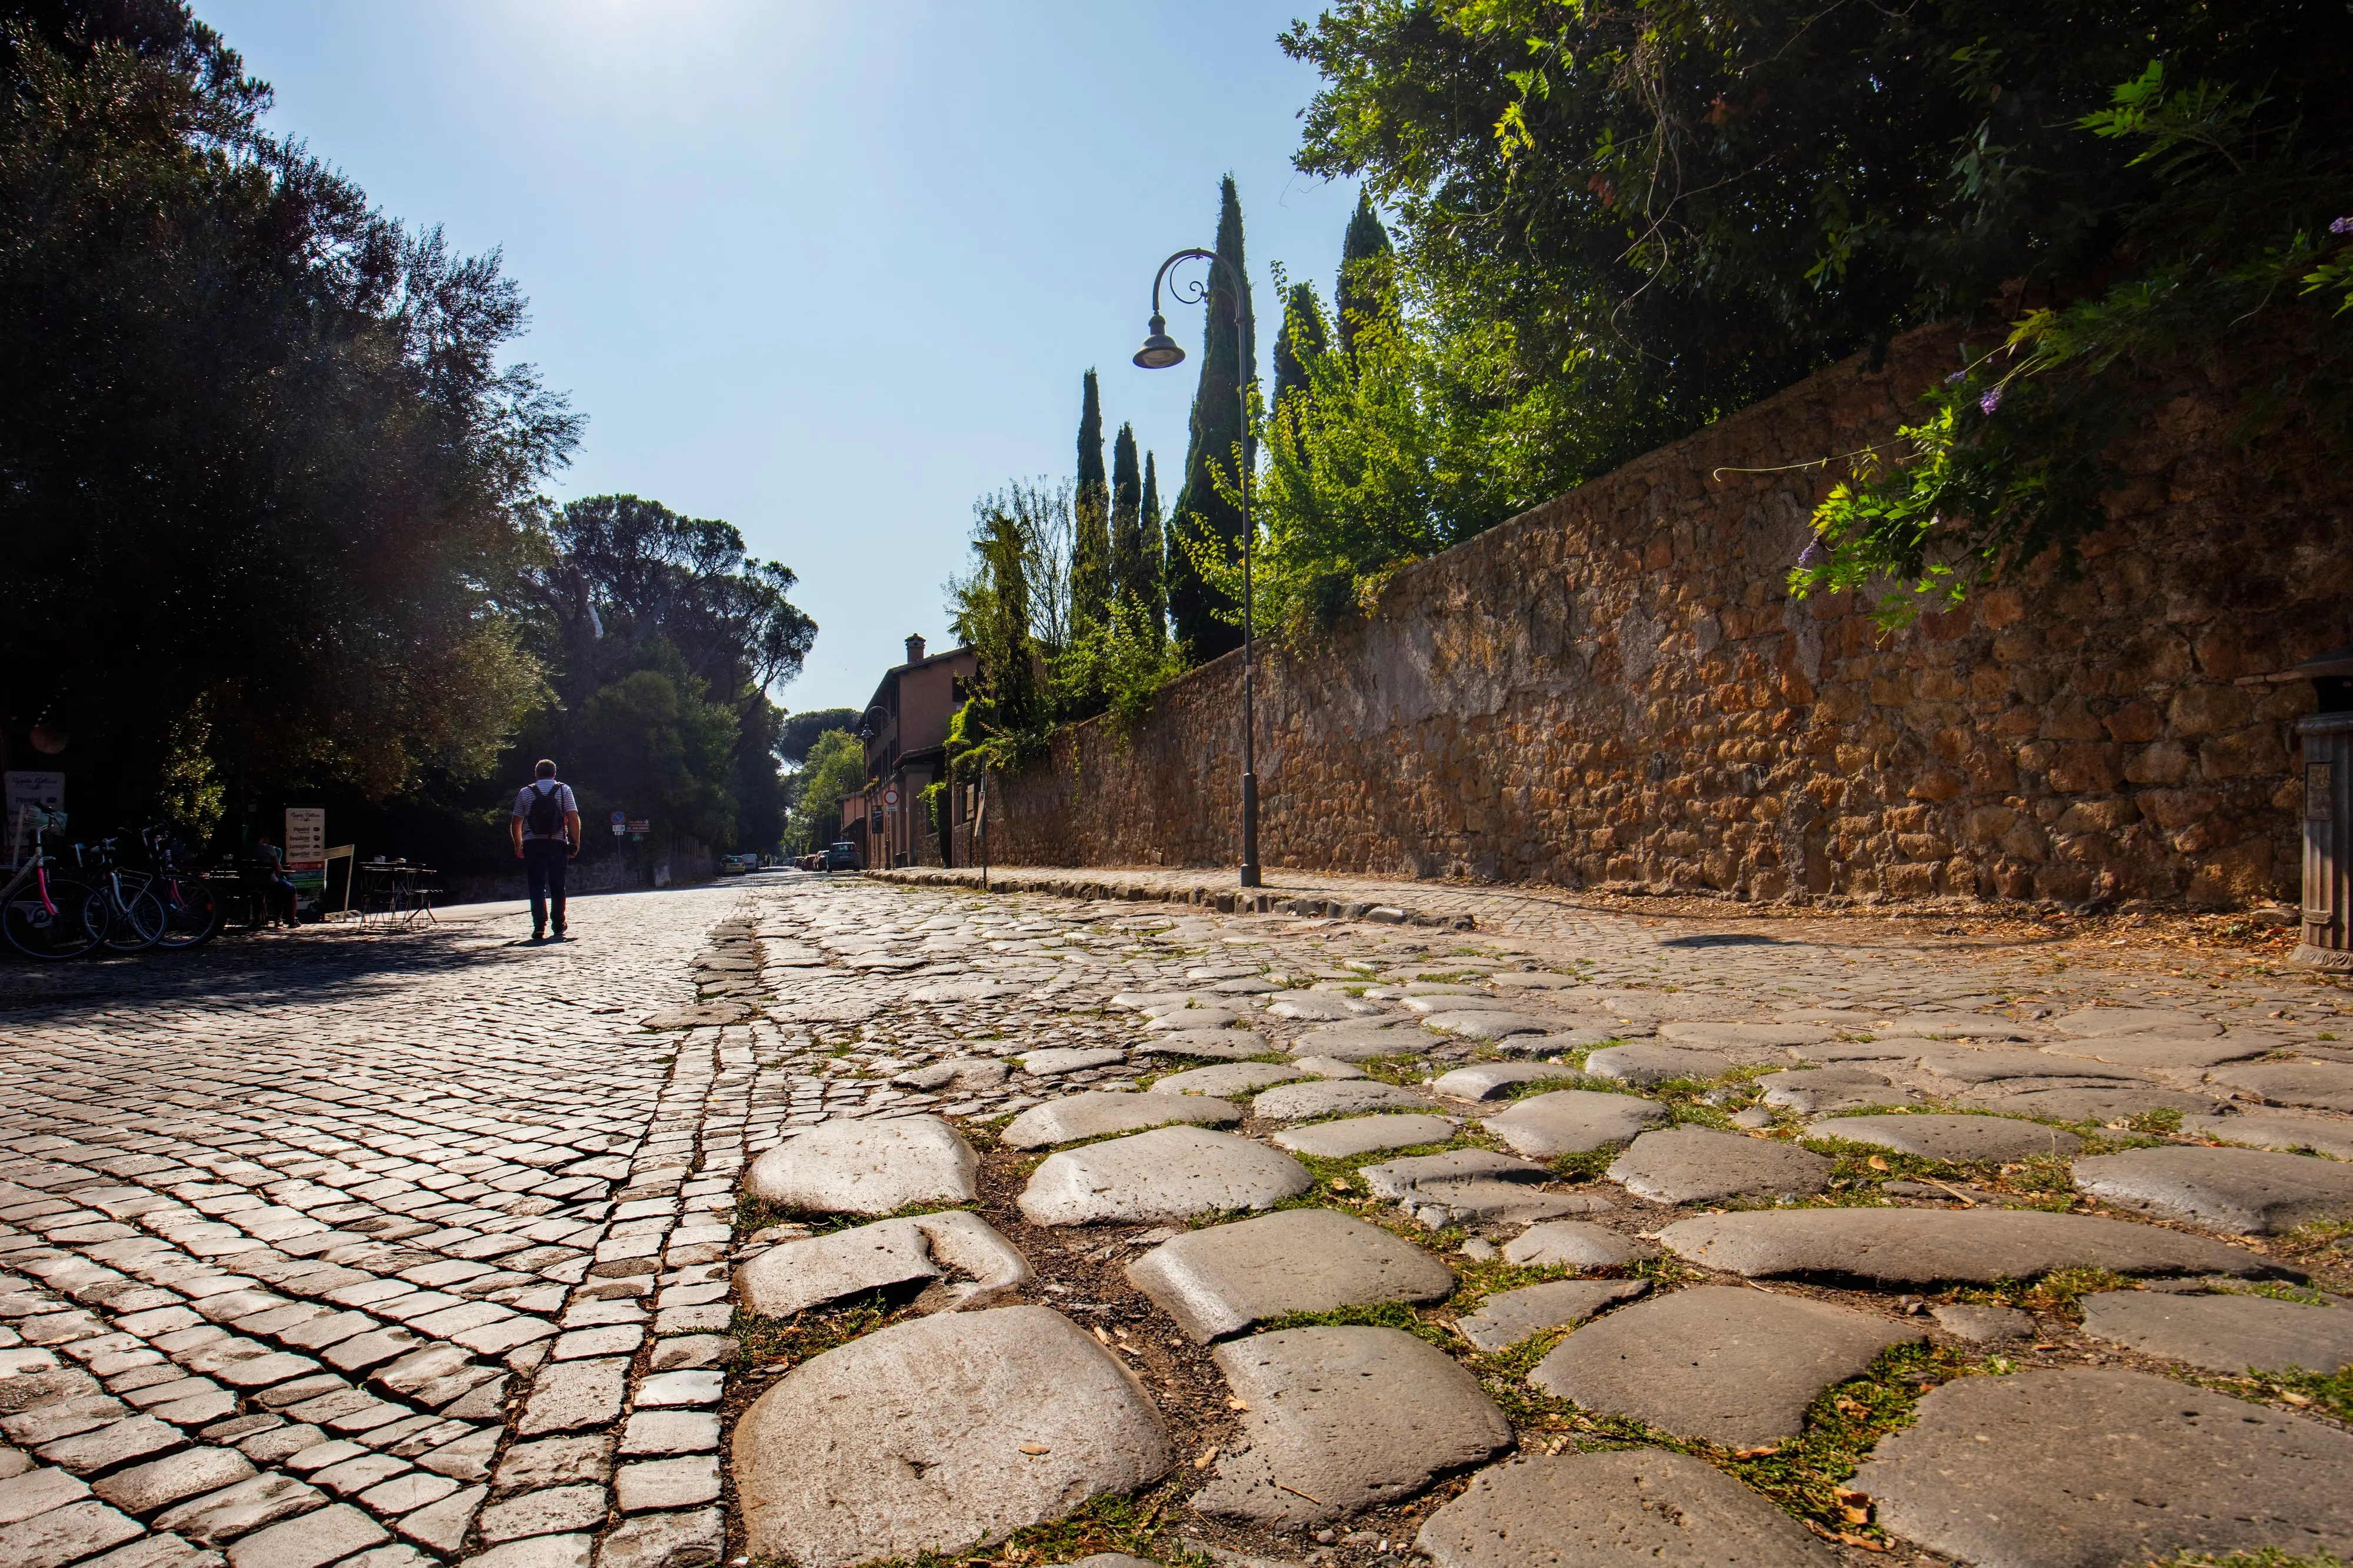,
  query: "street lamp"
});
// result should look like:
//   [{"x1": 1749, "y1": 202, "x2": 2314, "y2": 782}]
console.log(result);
[{"x1": 1134, "y1": 248, "x2": 1261, "y2": 889}]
